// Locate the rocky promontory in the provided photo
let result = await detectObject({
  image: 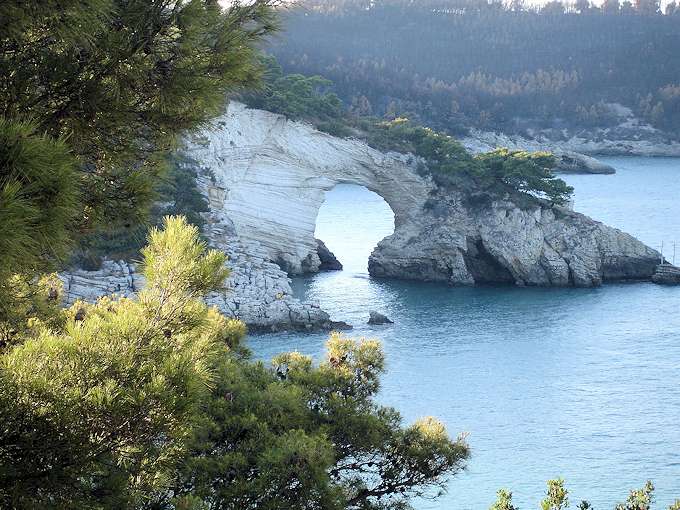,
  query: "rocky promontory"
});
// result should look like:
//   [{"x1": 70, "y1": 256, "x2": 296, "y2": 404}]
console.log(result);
[
  {"x1": 461, "y1": 106, "x2": 680, "y2": 173},
  {"x1": 61, "y1": 102, "x2": 661, "y2": 331}
]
